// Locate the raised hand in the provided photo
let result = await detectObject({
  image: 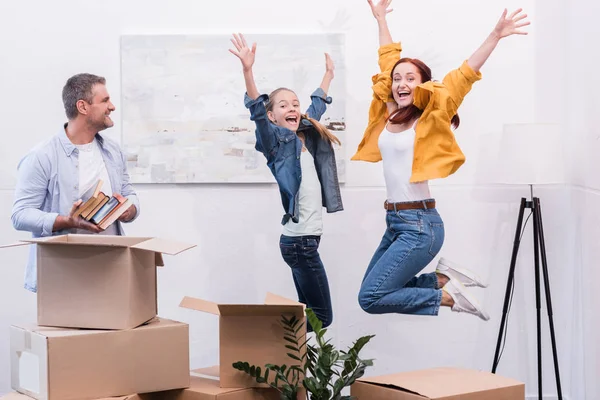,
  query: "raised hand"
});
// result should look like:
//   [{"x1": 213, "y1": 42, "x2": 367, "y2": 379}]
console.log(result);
[
  {"x1": 493, "y1": 8, "x2": 530, "y2": 39},
  {"x1": 367, "y1": 0, "x2": 393, "y2": 21},
  {"x1": 228, "y1": 33, "x2": 256, "y2": 71},
  {"x1": 319, "y1": 52, "x2": 336, "y2": 95},
  {"x1": 325, "y1": 53, "x2": 335, "y2": 78},
  {"x1": 368, "y1": 0, "x2": 394, "y2": 46}
]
